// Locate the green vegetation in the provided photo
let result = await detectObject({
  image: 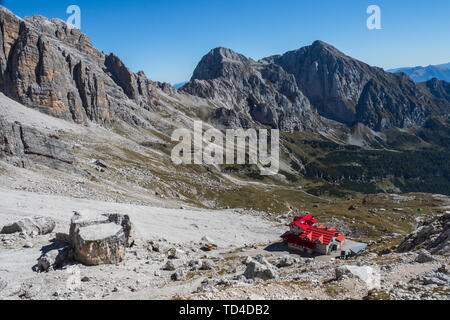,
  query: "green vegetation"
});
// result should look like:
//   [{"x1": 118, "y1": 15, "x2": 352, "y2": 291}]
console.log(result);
[{"x1": 281, "y1": 128, "x2": 450, "y2": 196}]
